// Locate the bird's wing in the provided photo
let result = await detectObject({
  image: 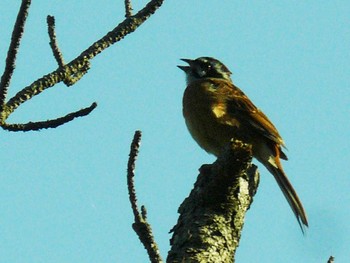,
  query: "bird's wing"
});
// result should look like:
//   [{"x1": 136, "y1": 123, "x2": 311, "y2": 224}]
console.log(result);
[{"x1": 209, "y1": 79, "x2": 286, "y2": 148}]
